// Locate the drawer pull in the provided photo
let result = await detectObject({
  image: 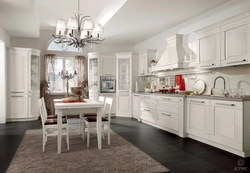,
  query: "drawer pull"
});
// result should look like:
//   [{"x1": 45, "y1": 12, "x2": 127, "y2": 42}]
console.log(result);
[
  {"x1": 215, "y1": 103, "x2": 235, "y2": 107},
  {"x1": 190, "y1": 100, "x2": 205, "y2": 103},
  {"x1": 143, "y1": 96, "x2": 151, "y2": 98},
  {"x1": 200, "y1": 63, "x2": 215, "y2": 67},
  {"x1": 144, "y1": 109, "x2": 151, "y2": 112},
  {"x1": 161, "y1": 98, "x2": 171, "y2": 100},
  {"x1": 161, "y1": 113, "x2": 171, "y2": 116},
  {"x1": 11, "y1": 96, "x2": 24, "y2": 97},
  {"x1": 227, "y1": 59, "x2": 247, "y2": 64},
  {"x1": 134, "y1": 95, "x2": 139, "y2": 97},
  {"x1": 11, "y1": 91, "x2": 24, "y2": 93}
]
